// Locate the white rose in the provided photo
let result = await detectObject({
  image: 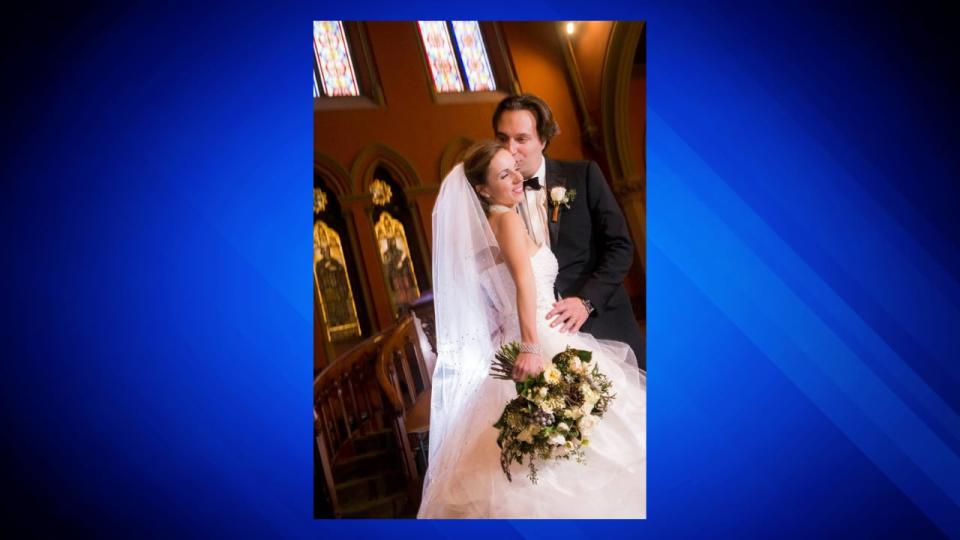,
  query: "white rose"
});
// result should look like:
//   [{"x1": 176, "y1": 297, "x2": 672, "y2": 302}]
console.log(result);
[
  {"x1": 569, "y1": 358, "x2": 583, "y2": 373},
  {"x1": 578, "y1": 414, "x2": 601, "y2": 433},
  {"x1": 550, "y1": 186, "x2": 567, "y2": 203},
  {"x1": 557, "y1": 422, "x2": 570, "y2": 432},
  {"x1": 548, "y1": 434, "x2": 566, "y2": 446},
  {"x1": 543, "y1": 366, "x2": 562, "y2": 385},
  {"x1": 538, "y1": 387, "x2": 549, "y2": 398},
  {"x1": 580, "y1": 383, "x2": 599, "y2": 405},
  {"x1": 580, "y1": 401, "x2": 595, "y2": 417}
]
